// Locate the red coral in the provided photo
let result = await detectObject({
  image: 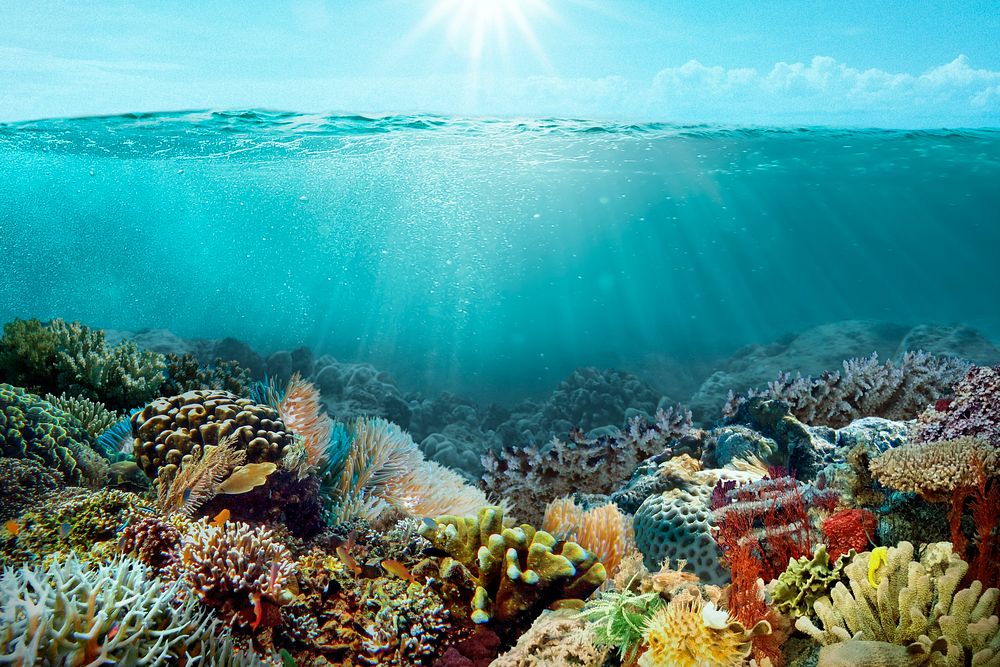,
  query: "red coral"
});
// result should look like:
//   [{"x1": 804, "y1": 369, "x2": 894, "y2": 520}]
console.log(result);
[
  {"x1": 822, "y1": 509, "x2": 876, "y2": 561},
  {"x1": 949, "y1": 457, "x2": 1000, "y2": 588}
]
